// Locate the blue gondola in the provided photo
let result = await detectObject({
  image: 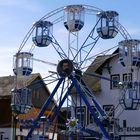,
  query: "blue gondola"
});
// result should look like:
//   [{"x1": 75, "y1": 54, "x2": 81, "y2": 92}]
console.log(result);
[
  {"x1": 119, "y1": 83, "x2": 140, "y2": 110},
  {"x1": 97, "y1": 11, "x2": 118, "y2": 39},
  {"x1": 64, "y1": 5, "x2": 85, "y2": 32},
  {"x1": 32, "y1": 20, "x2": 53, "y2": 47},
  {"x1": 119, "y1": 39, "x2": 140, "y2": 67},
  {"x1": 13, "y1": 52, "x2": 33, "y2": 76},
  {"x1": 11, "y1": 87, "x2": 32, "y2": 114}
]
